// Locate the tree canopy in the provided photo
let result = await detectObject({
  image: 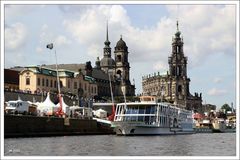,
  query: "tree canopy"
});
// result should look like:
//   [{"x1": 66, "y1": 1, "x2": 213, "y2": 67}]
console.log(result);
[{"x1": 221, "y1": 103, "x2": 232, "y2": 112}]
